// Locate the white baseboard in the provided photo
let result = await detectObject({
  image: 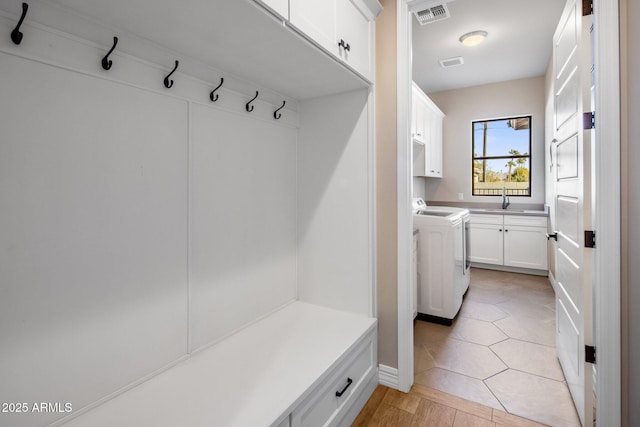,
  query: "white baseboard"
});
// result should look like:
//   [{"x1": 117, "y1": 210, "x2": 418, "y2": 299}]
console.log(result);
[
  {"x1": 378, "y1": 364, "x2": 399, "y2": 389},
  {"x1": 471, "y1": 263, "x2": 549, "y2": 277}
]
